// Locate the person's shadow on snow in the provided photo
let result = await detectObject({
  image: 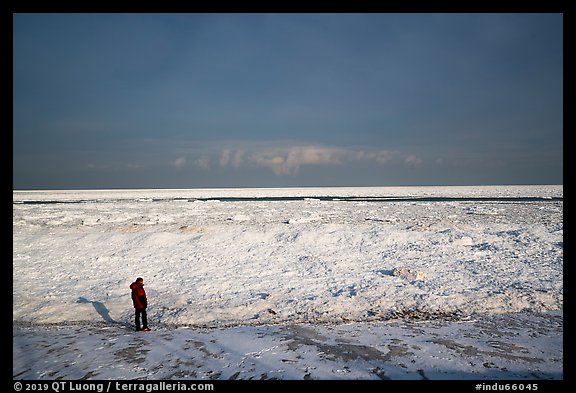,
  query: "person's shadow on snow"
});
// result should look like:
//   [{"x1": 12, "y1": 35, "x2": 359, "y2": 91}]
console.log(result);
[{"x1": 77, "y1": 297, "x2": 115, "y2": 323}]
